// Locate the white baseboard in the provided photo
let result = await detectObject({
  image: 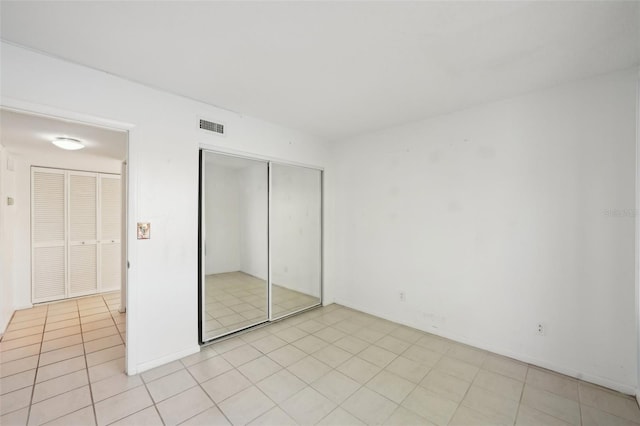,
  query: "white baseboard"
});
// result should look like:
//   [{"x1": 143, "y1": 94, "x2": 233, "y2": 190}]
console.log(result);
[
  {"x1": 334, "y1": 298, "x2": 637, "y2": 396},
  {"x1": 132, "y1": 345, "x2": 200, "y2": 376},
  {"x1": 15, "y1": 304, "x2": 33, "y2": 311}
]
